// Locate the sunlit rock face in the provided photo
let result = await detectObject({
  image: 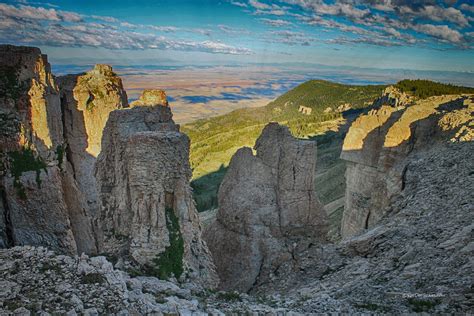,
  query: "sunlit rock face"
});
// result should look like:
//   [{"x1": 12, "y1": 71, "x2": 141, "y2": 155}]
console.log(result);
[
  {"x1": 0, "y1": 45, "x2": 96, "y2": 254},
  {"x1": 95, "y1": 103, "x2": 218, "y2": 288},
  {"x1": 130, "y1": 89, "x2": 168, "y2": 107},
  {"x1": 204, "y1": 123, "x2": 328, "y2": 292},
  {"x1": 340, "y1": 87, "x2": 474, "y2": 239},
  {"x1": 57, "y1": 65, "x2": 128, "y2": 215}
]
